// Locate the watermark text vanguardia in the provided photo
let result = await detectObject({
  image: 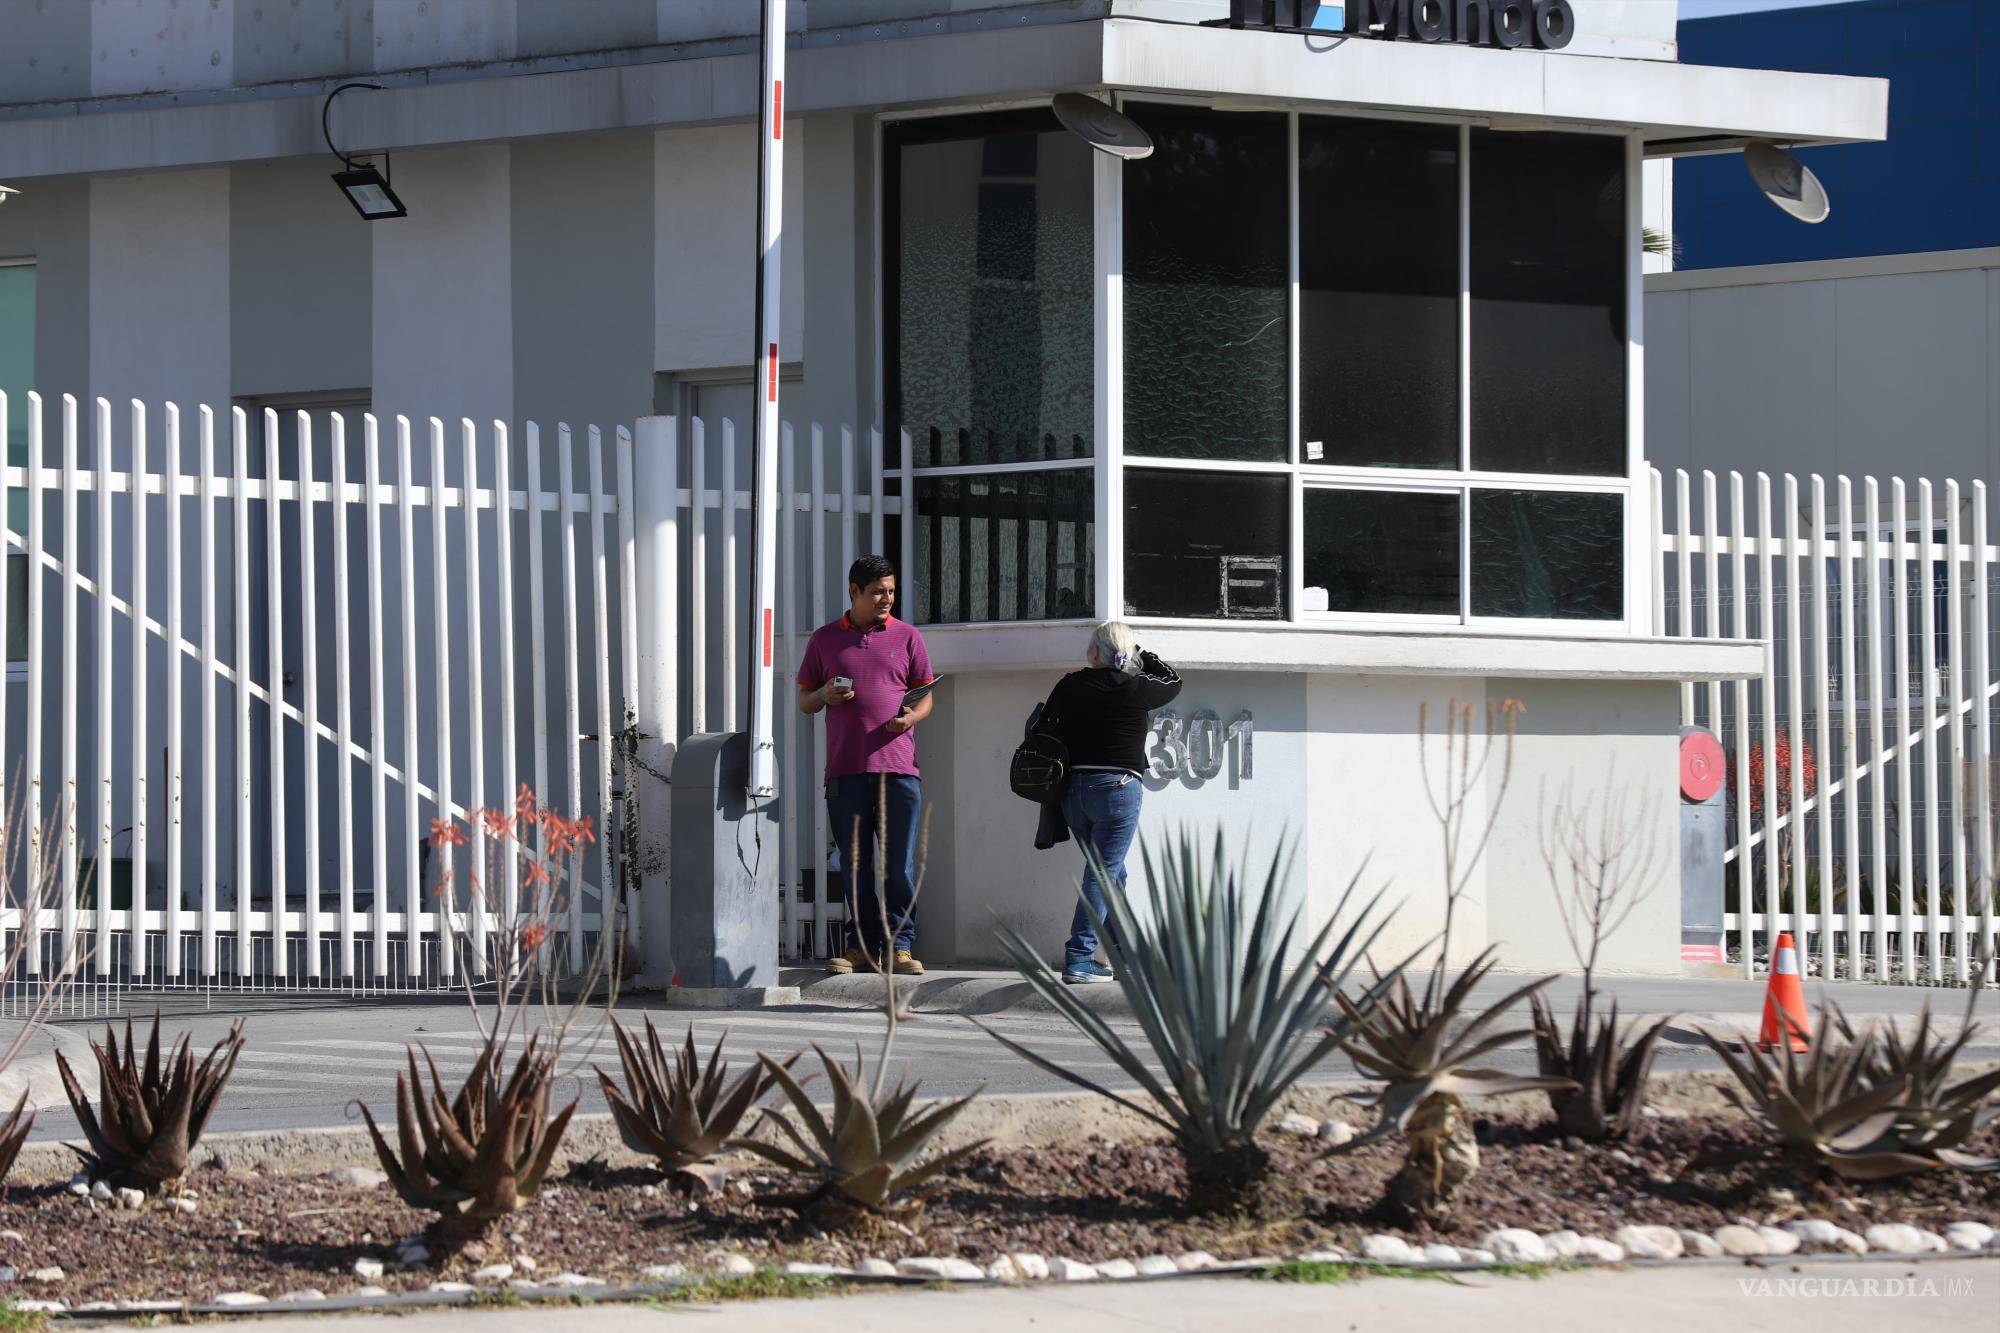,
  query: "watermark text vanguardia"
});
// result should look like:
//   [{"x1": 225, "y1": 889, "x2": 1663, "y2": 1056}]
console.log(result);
[{"x1": 1737, "y1": 1274, "x2": 1981, "y2": 1300}]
